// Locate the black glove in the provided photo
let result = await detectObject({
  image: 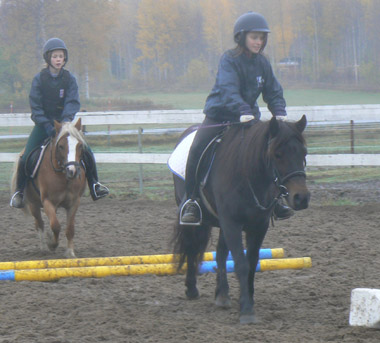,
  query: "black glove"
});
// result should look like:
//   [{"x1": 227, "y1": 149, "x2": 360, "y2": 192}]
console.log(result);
[{"x1": 44, "y1": 123, "x2": 56, "y2": 137}]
